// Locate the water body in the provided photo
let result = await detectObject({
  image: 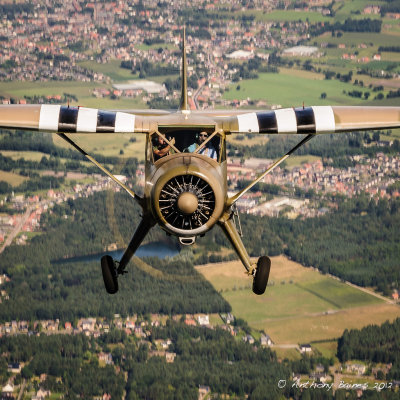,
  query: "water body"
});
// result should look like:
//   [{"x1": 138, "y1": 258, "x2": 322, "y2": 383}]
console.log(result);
[{"x1": 54, "y1": 241, "x2": 180, "y2": 264}]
